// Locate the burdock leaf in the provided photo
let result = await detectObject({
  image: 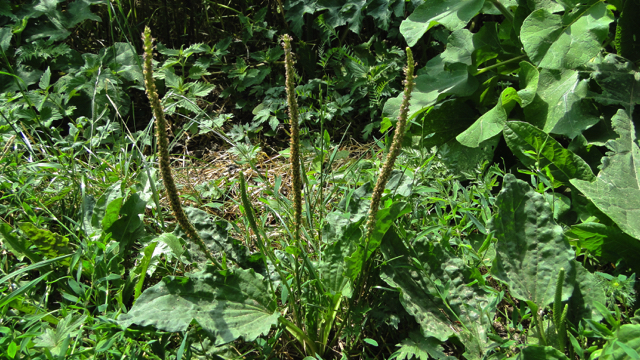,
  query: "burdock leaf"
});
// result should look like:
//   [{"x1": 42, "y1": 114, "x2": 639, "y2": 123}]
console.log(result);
[{"x1": 571, "y1": 109, "x2": 640, "y2": 240}]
